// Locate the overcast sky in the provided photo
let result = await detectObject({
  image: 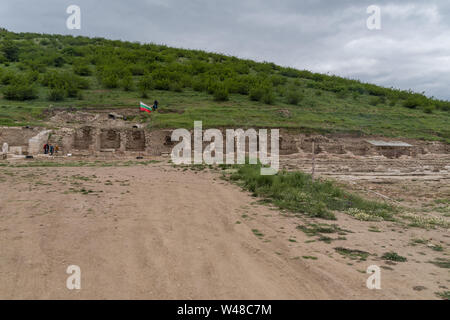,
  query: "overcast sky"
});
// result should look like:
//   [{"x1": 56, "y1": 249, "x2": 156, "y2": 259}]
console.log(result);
[{"x1": 1, "y1": 0, "x2": 449, "y2": 100}]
